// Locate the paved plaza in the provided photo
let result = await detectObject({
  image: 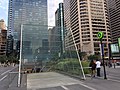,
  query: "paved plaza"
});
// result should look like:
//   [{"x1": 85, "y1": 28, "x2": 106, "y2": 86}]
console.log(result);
[
  {"x1": 27, "y1": 67, "x2": 120, "y2": 90},
  {"x1": 0, "y1": 66, "x2": 120, "y2": 90}
]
